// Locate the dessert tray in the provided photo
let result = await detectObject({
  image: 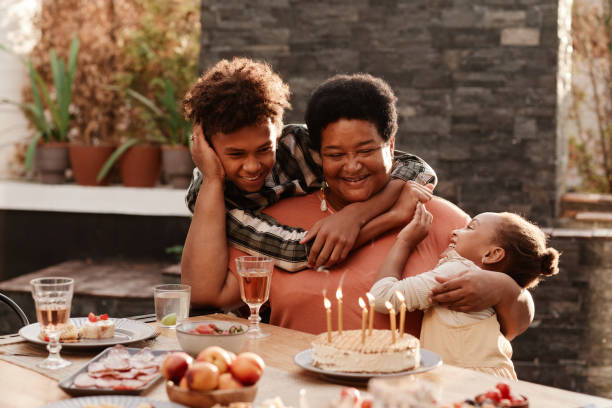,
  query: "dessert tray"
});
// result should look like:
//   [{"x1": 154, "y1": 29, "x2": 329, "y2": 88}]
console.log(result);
[
  {"x1": 40, "y1": 396, "x2": 185, "y2": 408},
  {"x1": 294, "y1": 348, "x2": 442, "y2": 384},
  {"x1": 19, "y1": 318, "x2": 158, "y2": 349}
]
